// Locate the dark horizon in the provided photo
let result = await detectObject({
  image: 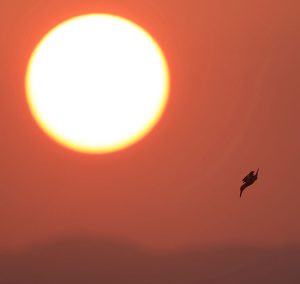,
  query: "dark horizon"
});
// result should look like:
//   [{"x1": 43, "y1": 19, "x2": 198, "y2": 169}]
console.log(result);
[{"x1": 0, "y1": 236, "x2": 299, "y2": 283}]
